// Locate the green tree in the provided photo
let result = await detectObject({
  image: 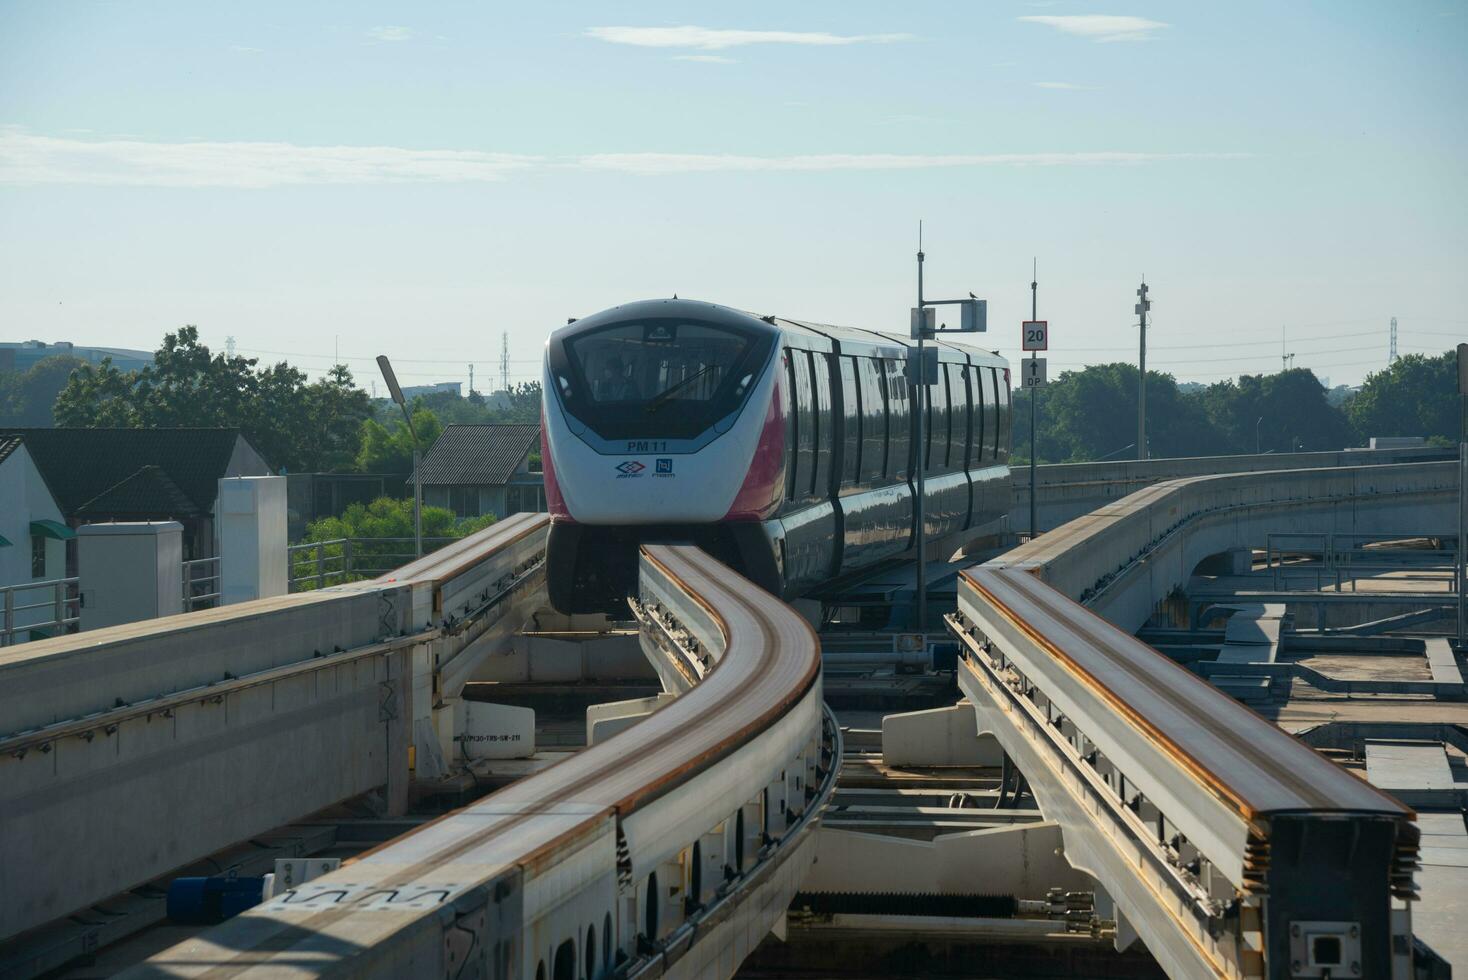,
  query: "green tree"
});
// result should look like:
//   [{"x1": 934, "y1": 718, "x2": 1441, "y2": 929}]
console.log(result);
[
  {"x1": 52, "y1": 326, "x2": 372, "y2": 472},
  {"x1": 293, "y1": 496, "x2": 496, "y2": 587},
  {"x1": 494, "y1": 381, "x2": 542, "y2": 423},
  {"x1": 1346, "y1": 351, "x2": 1458, "y2": 443},
  {"x1": 388, "y1": 380, "x2": 543, "y2": 426},
  {"x1": 1019, "y1": 363, "x2": 1228, "y2": 463},
  {"x1": 53, "y1": 358, "x2": 143, "y2": 426},
  {"x1": 1201, "y1": 368, "x2": 1355, "y2": 454},
  {"x1": 0, "y1": 356, "x2": 87, "y2": 425},
  {"x1": 355, "y1": 403, "x2": 443, "y2": 480}
]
